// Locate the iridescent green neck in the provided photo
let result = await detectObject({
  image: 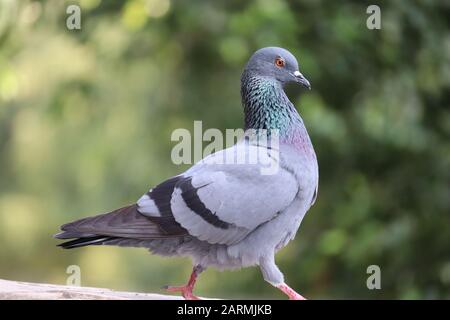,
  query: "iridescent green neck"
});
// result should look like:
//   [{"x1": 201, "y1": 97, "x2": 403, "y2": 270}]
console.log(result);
[
  {"x1": 241, "y1": 74, "x2": 302, "y2": 134},
  {"x1": 240, "y1": 73, "x2": 315, "y2": 157}
]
